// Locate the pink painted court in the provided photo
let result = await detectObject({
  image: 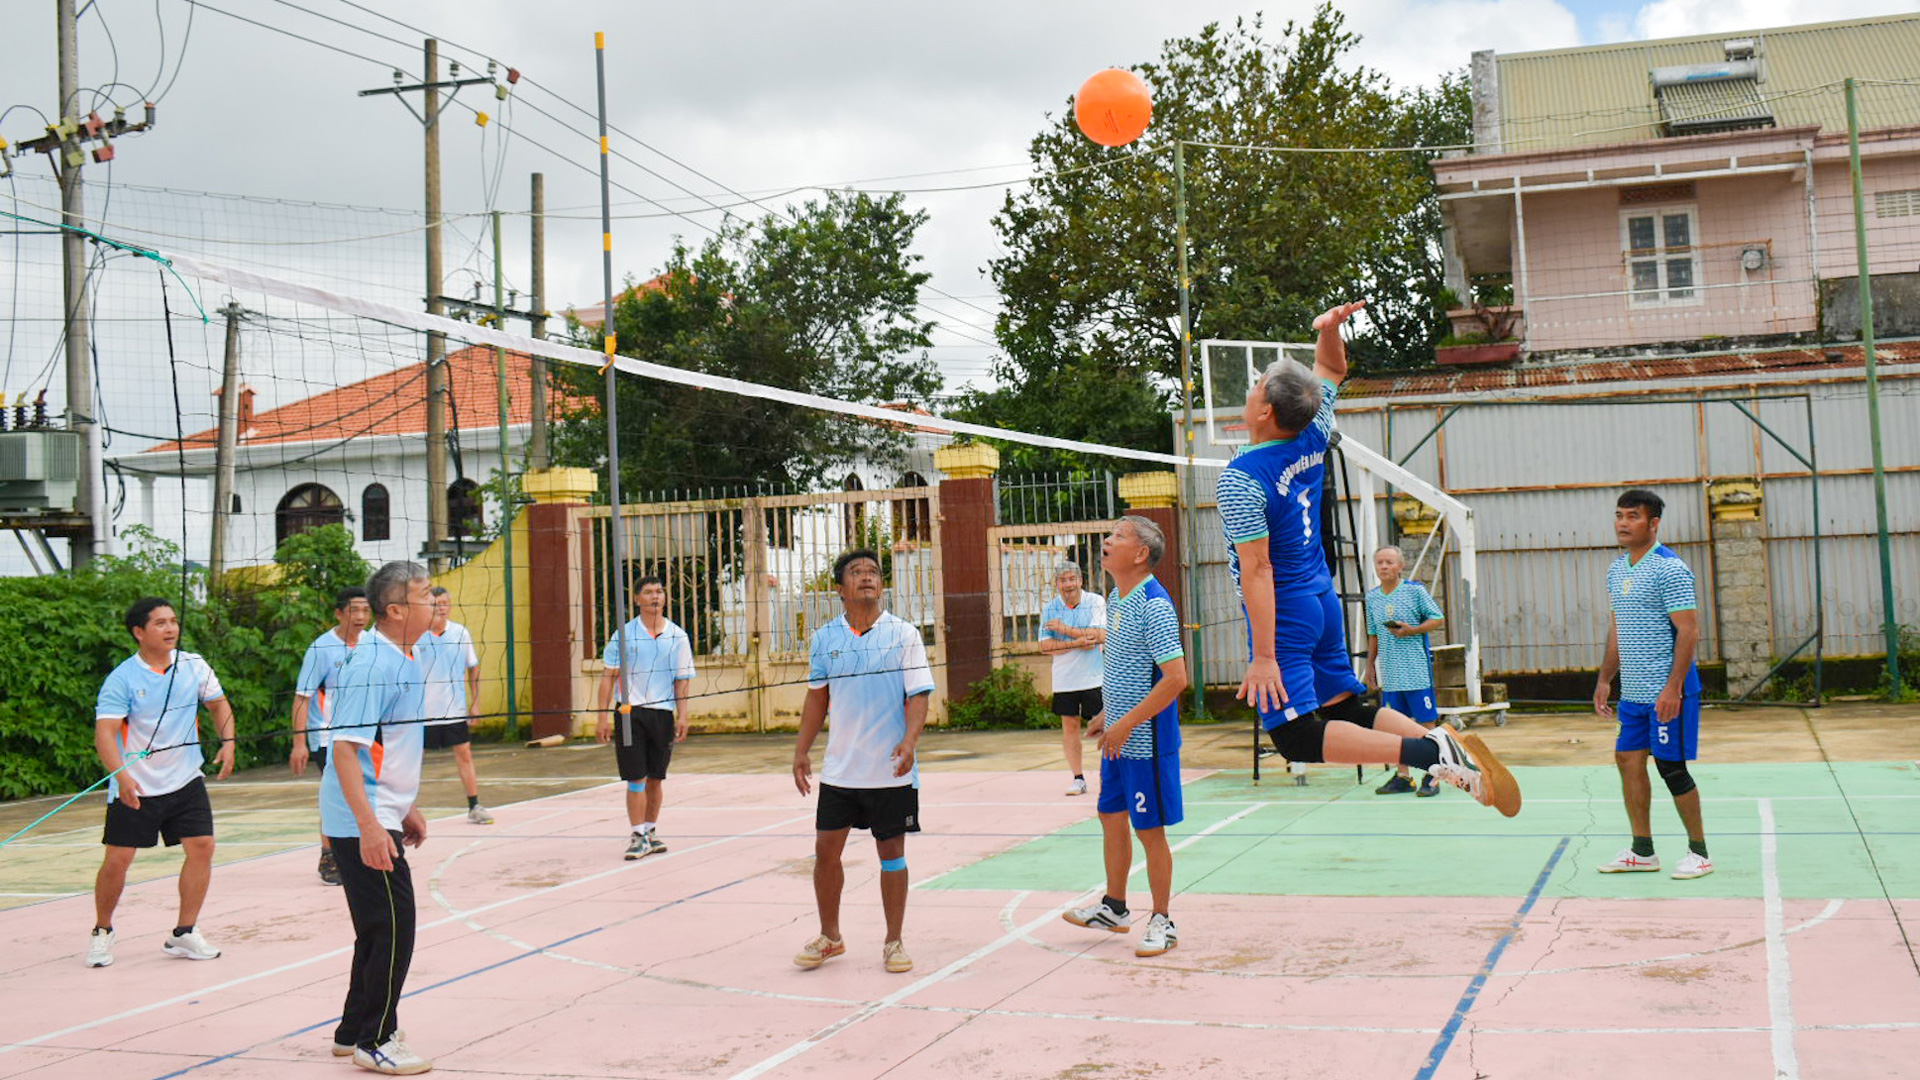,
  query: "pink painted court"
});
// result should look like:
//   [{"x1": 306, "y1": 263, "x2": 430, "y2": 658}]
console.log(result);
[{"x1": 3, "y1": 762, "x2": 1917, "y2": 1079}]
